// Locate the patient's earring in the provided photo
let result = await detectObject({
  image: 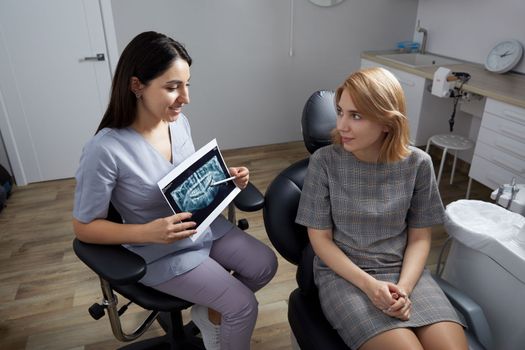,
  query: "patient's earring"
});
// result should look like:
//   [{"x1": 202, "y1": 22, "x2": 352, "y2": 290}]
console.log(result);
[{"x1": 134, "y1": 91, "x2": 142, "y2": 100}]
